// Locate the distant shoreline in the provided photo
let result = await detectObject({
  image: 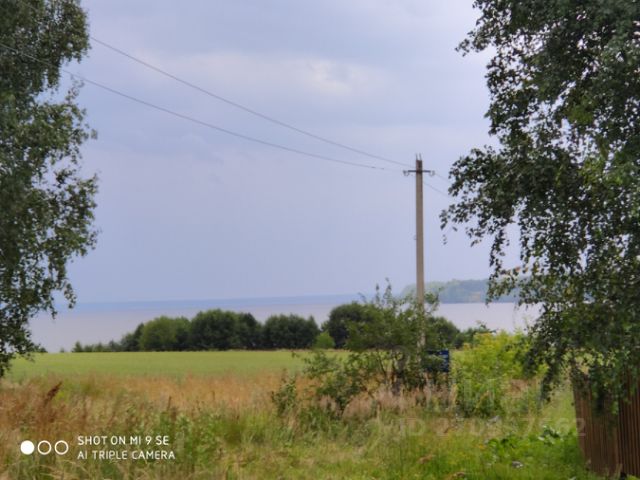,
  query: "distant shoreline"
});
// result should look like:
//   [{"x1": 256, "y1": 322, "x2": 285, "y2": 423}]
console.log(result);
[
  {"x1": 61, "y1": 278, "x2": 518, "y2": 313},
  {"x1": 58, "y1": 293, "x2": 365, "y2": 314}
]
